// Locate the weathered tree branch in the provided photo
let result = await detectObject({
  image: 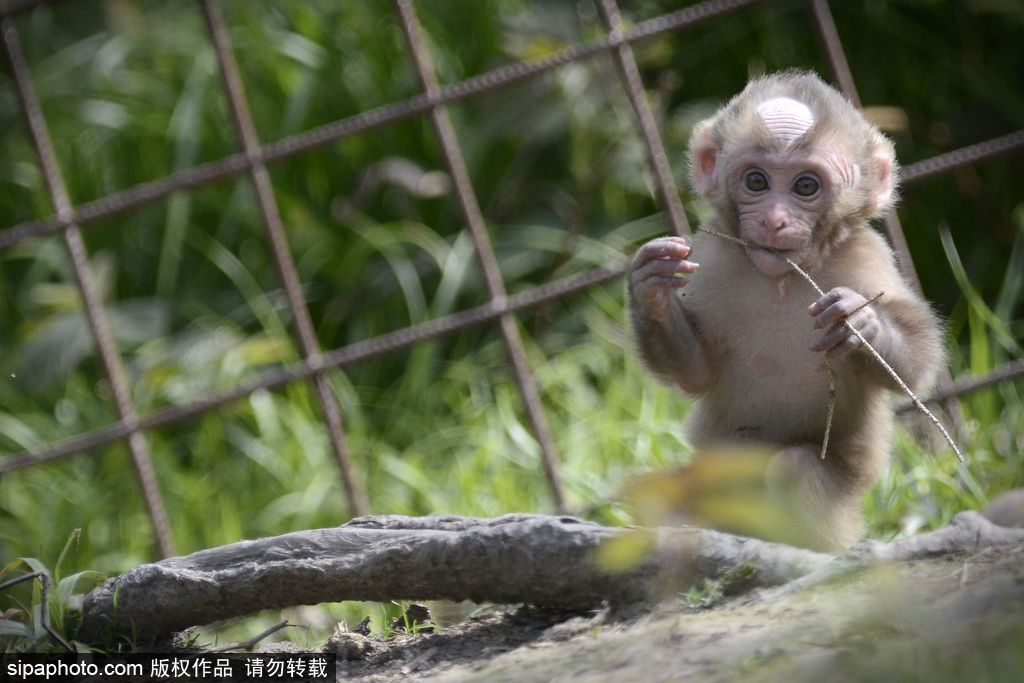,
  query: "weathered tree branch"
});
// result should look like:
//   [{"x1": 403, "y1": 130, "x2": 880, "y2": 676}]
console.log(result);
[
  {"x1": 77, "y1": 514, "x2": 823, "y2": 643},
  {"x1": 762, "y1": 511, "x2": 1024, "y2": 598},
  {"x1": 78, "y1": 511, "x2": 1023, "y2": 644}
]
